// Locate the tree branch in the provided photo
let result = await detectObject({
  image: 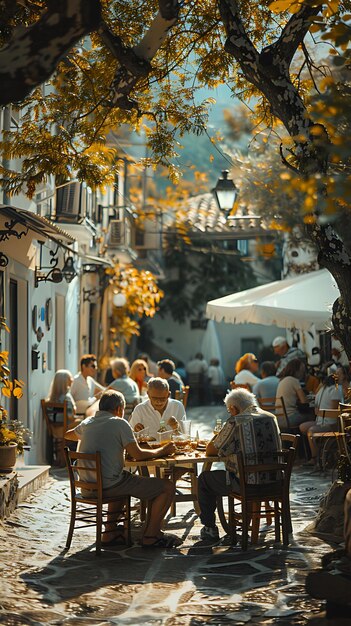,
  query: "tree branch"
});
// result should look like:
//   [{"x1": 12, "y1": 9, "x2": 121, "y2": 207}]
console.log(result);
[
  {"x1": 0, "y1": 0, "x2": 102, "y2": 105},
  {"x1": 260, "y1": 5, "x2": 321, "y2": 70},
  {"x1": 107, "y1": 0, "x2": 181, "y2": 109}
]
